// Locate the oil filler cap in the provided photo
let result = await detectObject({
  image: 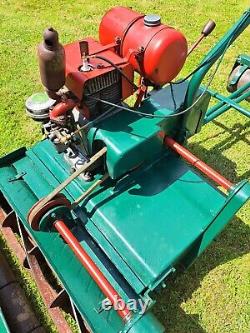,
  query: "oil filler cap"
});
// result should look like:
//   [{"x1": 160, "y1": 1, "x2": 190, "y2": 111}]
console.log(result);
[{"x1": 144, "y1": 14, "x2": 161, "y2": 27}]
